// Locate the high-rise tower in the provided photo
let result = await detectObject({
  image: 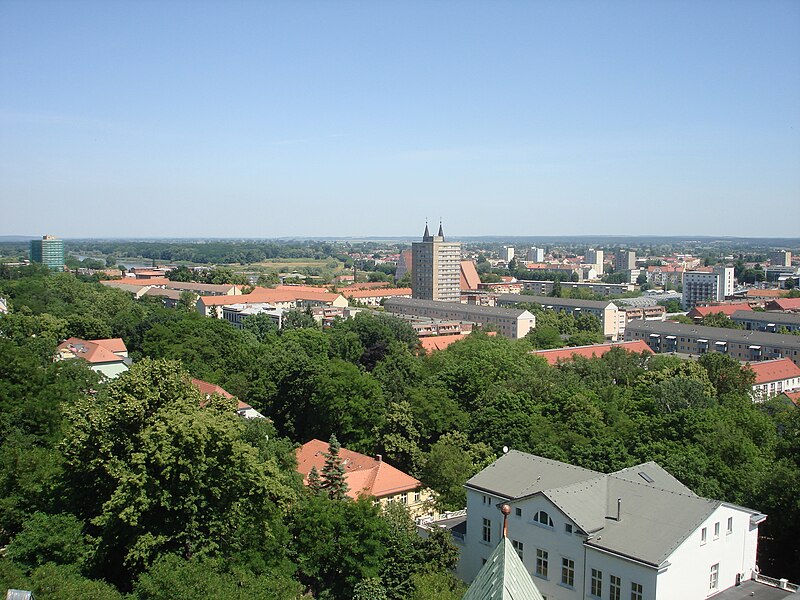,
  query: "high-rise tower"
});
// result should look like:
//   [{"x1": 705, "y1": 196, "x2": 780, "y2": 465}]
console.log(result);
[
  {"x1": 411, "y1": 222, "x2": 461, "y2": 302},
  {"x1": 30, "y1": 235, "x2": 65, "y2": 271}
]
